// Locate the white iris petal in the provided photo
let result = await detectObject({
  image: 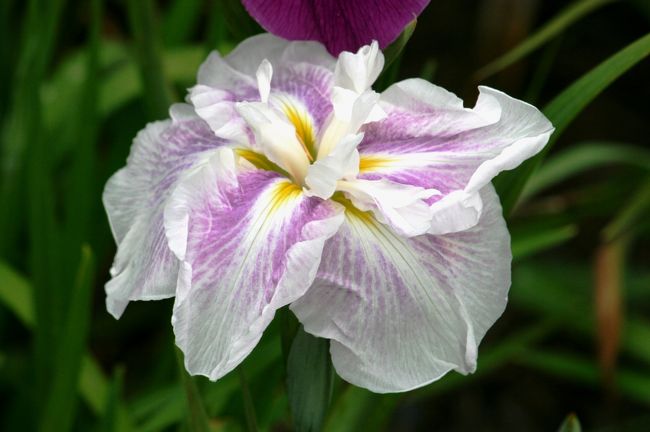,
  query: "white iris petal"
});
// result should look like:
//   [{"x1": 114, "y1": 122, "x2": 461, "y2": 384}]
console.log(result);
[{"x1": 105, "y1": 33, "x2": 553, "y2": 394}]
